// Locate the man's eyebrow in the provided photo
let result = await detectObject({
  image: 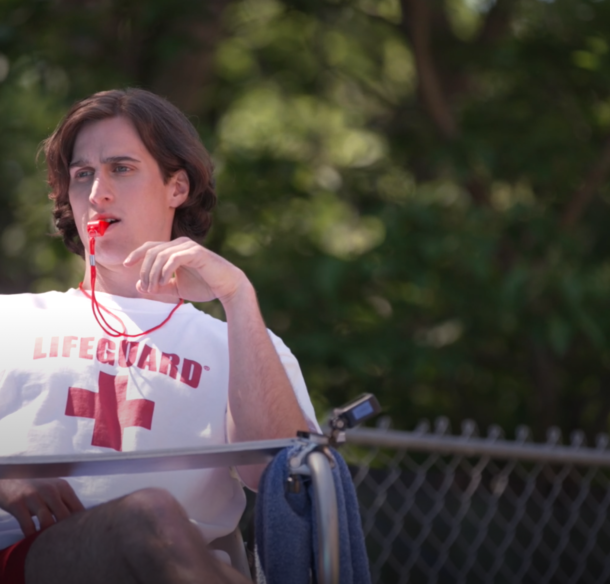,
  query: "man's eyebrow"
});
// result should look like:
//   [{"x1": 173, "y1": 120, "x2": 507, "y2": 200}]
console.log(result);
[
  {"x1": 103, "y1": 155, "x2": 141, "y2": 164},
  {"x1": 69, "y1": 155, "x2": 141, "y2": 168}
]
